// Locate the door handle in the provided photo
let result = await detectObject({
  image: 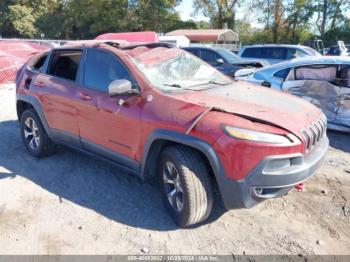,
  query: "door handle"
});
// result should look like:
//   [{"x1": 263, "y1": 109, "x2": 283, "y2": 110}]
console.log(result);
[
  {"x1": 77, "y1": 92, "x2": 92, "y2": 101},
  {"x1": 24, "y1": 78, "x2": 32, "y2": 89},
  {"x1": 34, "y1": 81, "x2": 45, "y2": 87}
]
